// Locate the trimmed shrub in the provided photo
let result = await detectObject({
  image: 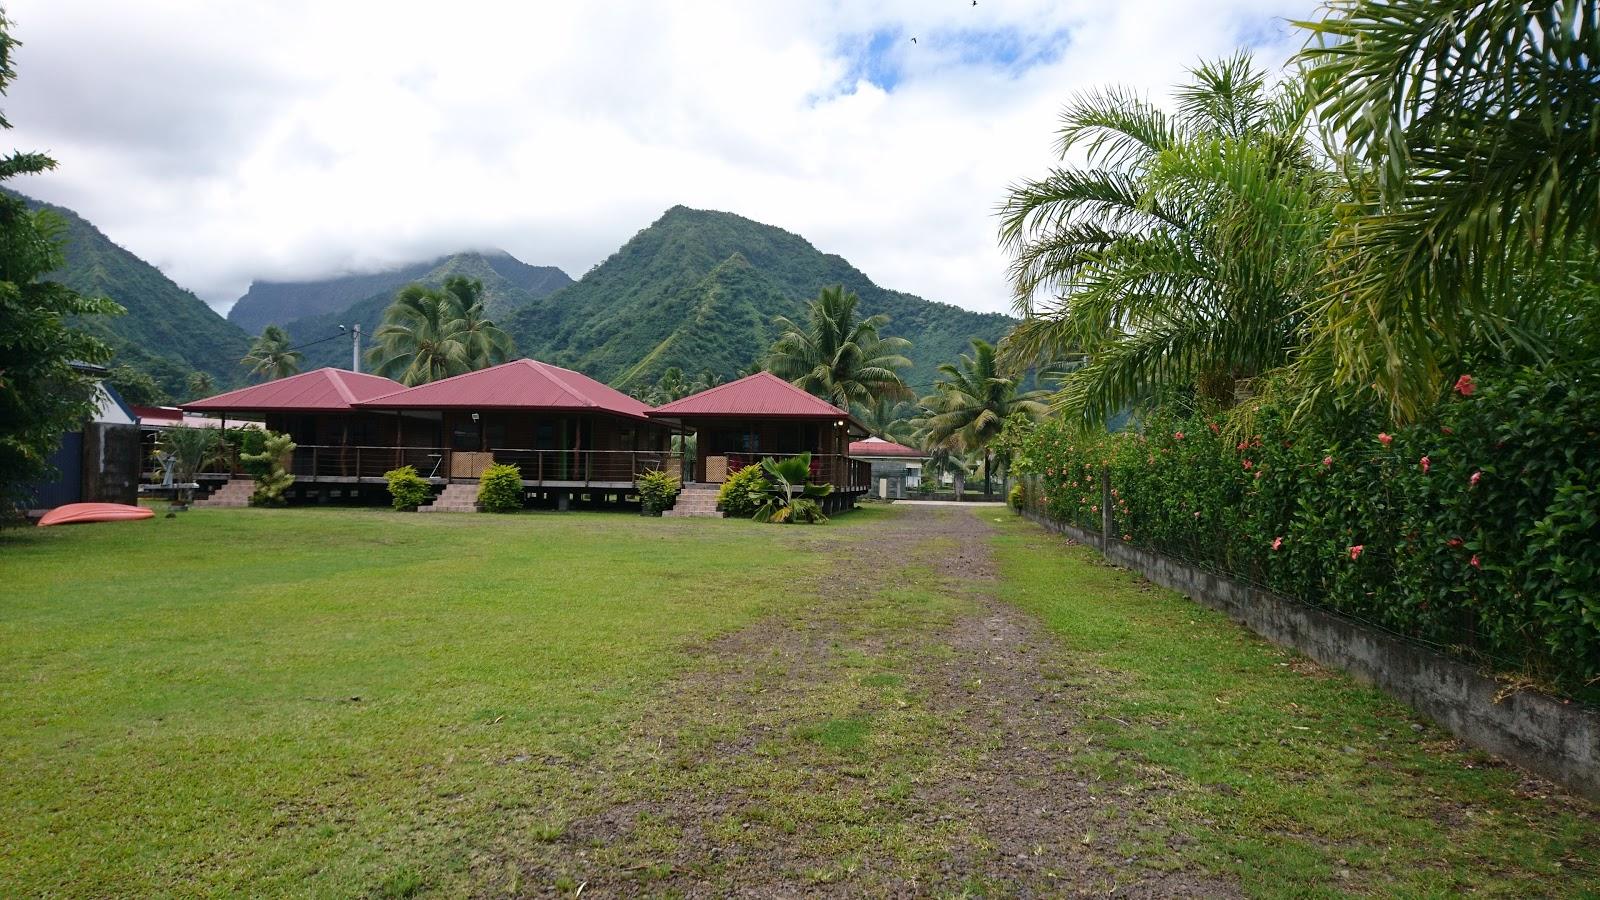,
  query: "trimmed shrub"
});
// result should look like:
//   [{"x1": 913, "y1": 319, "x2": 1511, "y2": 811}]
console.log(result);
[
  {"x1": 1009, "y1": 363, "x2": 1600, "y2": 700},
  {"x1": 384, "y1": 465, "x2": 431, "y2": 511},
  {"x1": 1008, "y1": 483, "x2": 1025, "y2": 512},
  {"x1": 477, "y1": 463, "x2": 524, "y2": 513},
  {"x1": 716, "y1": 465, "x2": 770, "y2": 518},
  {"x1": 240, "y1": 431, "x2": 296, "y2": 506},
  {"x1": 636, "y1": 469, "x2": 682, "y2": 515}
]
